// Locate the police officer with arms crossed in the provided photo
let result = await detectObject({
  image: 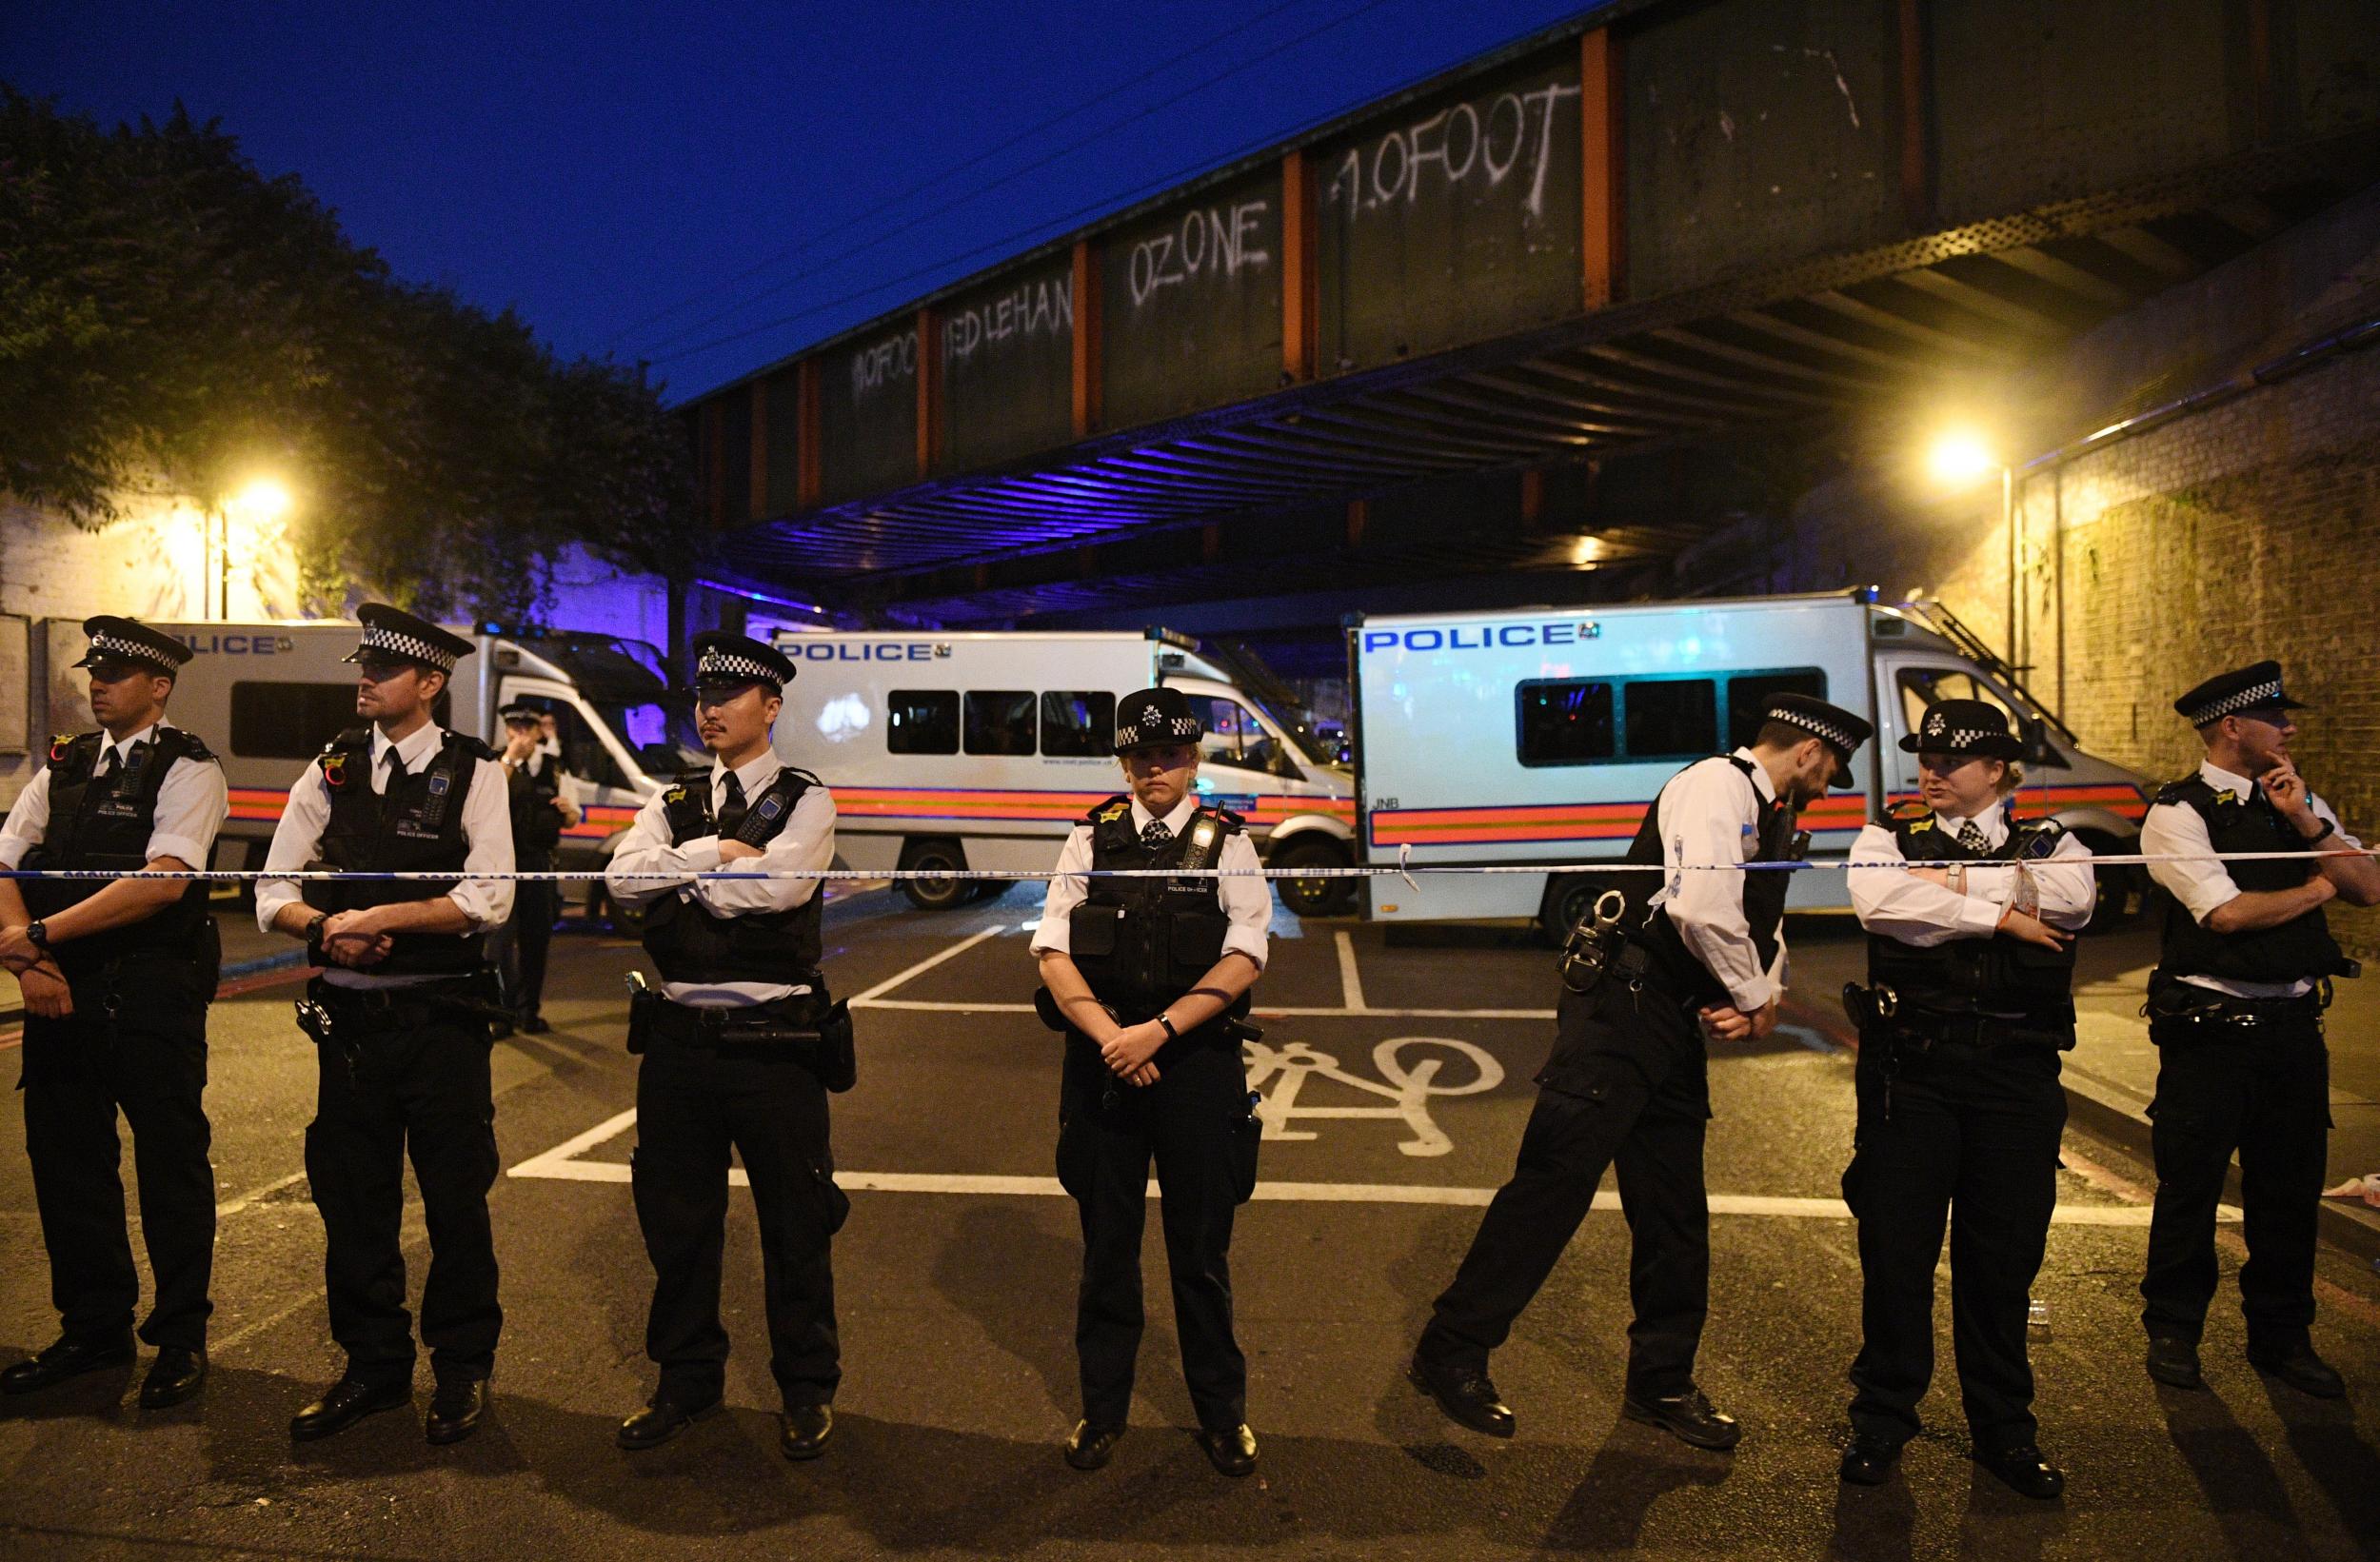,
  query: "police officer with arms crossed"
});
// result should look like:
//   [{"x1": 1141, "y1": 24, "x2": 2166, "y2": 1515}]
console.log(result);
[
  {"x1": 1838, "y1": 700, "x2": 2094, "y2": 1498},
  {"x1": 1032, "y1": 686, "x2": 1269, "y2": 1477},
  {"x1": 0, "y1": 618, "x2": 227, "y2": 1410},
  {"x1": 606, "y1": 633, "x2": 851, "y2": 1462},
  {"x1": 258, "y1": 604, "x2": 515, "y2": 1444},
  {"x1": 2136, "y1": 662, "x2": 2378, "y2": 1398},
  {"x1": 489, "y1": 702, "x2": 581, "y2": 1036},
  {"x1": 1411, "y1": 694, "x2": 1871, "y2": 1450}
]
